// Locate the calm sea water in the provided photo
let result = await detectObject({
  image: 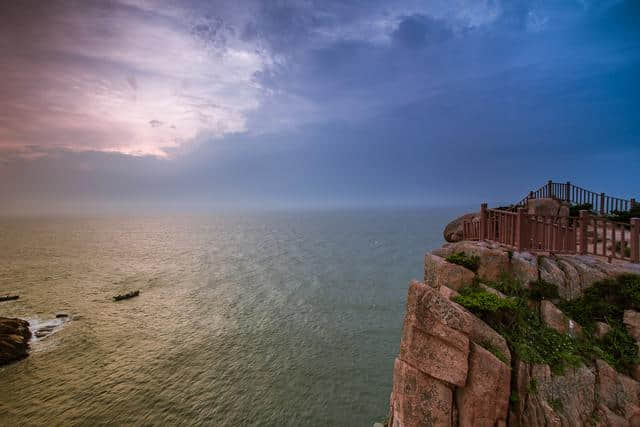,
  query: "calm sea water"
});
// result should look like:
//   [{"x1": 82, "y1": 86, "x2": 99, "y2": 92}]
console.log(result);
[{"x1": 0, "y1": 209, "x2": 460, "y2": 426}]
